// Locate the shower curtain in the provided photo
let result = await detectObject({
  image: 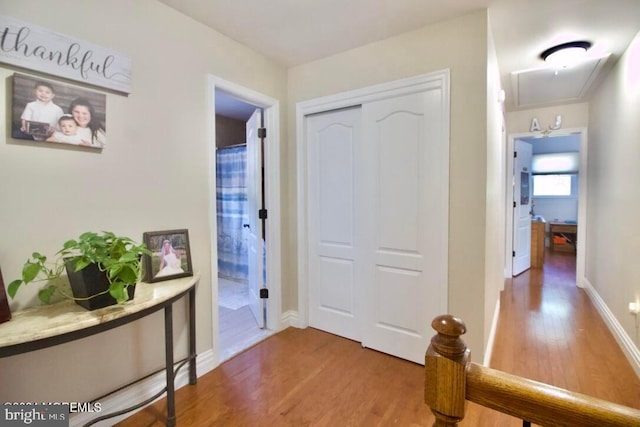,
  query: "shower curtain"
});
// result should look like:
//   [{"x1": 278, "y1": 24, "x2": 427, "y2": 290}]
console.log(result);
[{"x1": 216, "y1": 145, "x2": 249, "y2": 282}]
